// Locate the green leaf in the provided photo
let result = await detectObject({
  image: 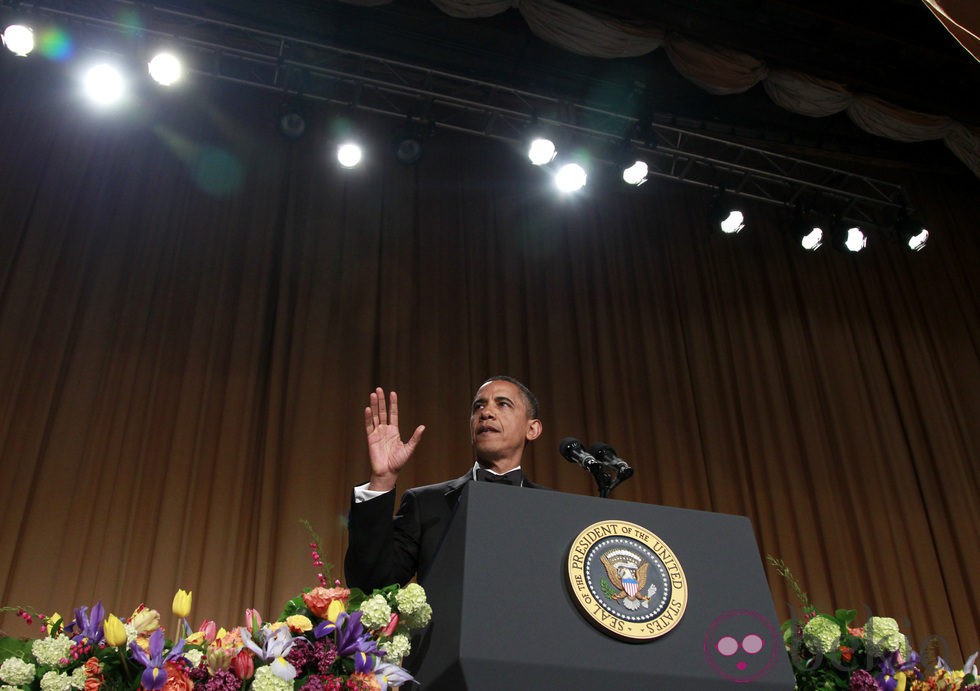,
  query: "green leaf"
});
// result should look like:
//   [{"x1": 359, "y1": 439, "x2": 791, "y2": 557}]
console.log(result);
[
  {"x1": 0, "y1": 636, "x2": 32, "y2": 658},
  {"x1": 834, "y1": 609, "x2": 856, "y2": 627},
  {"x1": 278, "y1": 595, "x2": 308, "y2": 621},
  {"x1": 347, "y1": 587, "x2": 369, "y2": 611}
]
